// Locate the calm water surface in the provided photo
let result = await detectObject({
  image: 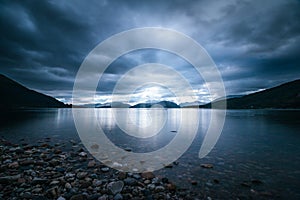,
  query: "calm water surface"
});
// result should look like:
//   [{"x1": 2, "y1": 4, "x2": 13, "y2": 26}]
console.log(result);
[{"x1": 0, "y1": 108, "x2": 299, "y2": 199}]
